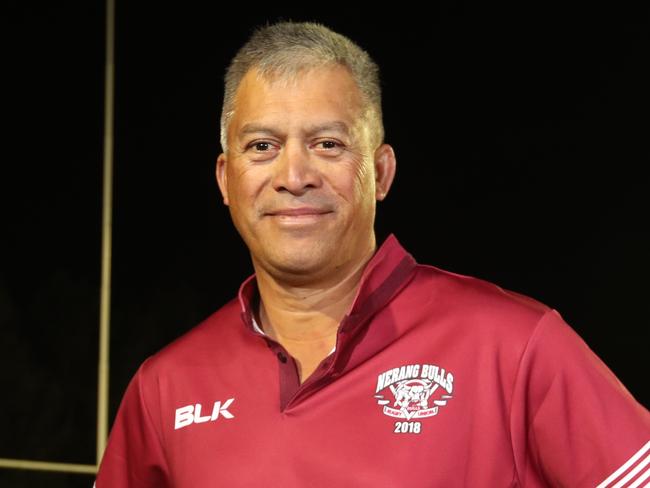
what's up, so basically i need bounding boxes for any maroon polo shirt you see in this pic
[96,234,650,487]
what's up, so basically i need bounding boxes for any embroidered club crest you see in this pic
[374,364,453,431]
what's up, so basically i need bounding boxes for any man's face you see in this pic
[216,65,395,283]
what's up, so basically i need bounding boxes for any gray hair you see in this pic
[219,21,384,153]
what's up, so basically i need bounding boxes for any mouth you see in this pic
[264,207,334,226]
[266,207,332,217]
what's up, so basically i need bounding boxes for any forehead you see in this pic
[229,65,366,137]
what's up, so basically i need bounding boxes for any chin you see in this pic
[265,244,334,277]
[274,251,329,274]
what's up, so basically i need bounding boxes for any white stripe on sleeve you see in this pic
[597,440,650,488]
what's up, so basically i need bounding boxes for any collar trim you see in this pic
[237,234,416,334]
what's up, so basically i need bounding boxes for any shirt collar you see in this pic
[238,233,417,335]
[251,314,337,356]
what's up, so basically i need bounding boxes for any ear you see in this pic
[215,153,230,206]
[373,144,396,201]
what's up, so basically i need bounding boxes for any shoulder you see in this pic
[138,296,243,377]
[413,262,549,316]
[393,264,564,361]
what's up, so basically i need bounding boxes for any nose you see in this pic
[271,140,322,196]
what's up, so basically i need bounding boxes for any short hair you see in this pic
[220,21,384,153]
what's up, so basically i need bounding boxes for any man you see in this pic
[96,21,649,487]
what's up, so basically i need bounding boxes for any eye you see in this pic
[250,142,273,152]
[318,141,338,149]
[244,140,279,161]
[314,140,345,153]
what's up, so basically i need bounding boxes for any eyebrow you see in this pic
[239,120,351,138]
[304,121,351,136]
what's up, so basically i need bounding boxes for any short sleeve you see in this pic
[95,359,171,488]
[510,309,650,487]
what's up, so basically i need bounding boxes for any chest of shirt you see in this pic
[155,334,521,487]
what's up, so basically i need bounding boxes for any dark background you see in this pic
[1,2,648,486]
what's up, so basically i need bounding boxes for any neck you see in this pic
[253,244,376,347]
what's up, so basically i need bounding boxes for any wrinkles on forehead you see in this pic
[228,65,373,152]
[239,120,352,139]
[252,61,341,89]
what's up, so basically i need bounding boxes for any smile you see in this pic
[265,208,334,226]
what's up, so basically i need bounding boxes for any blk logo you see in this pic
[174,398,235,430]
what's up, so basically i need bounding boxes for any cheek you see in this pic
[347,159,376,206]
[330,155,374,200]
[228,167,264,206]
[328,168,376,227]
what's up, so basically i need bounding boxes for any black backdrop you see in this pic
[1,2,648,486]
